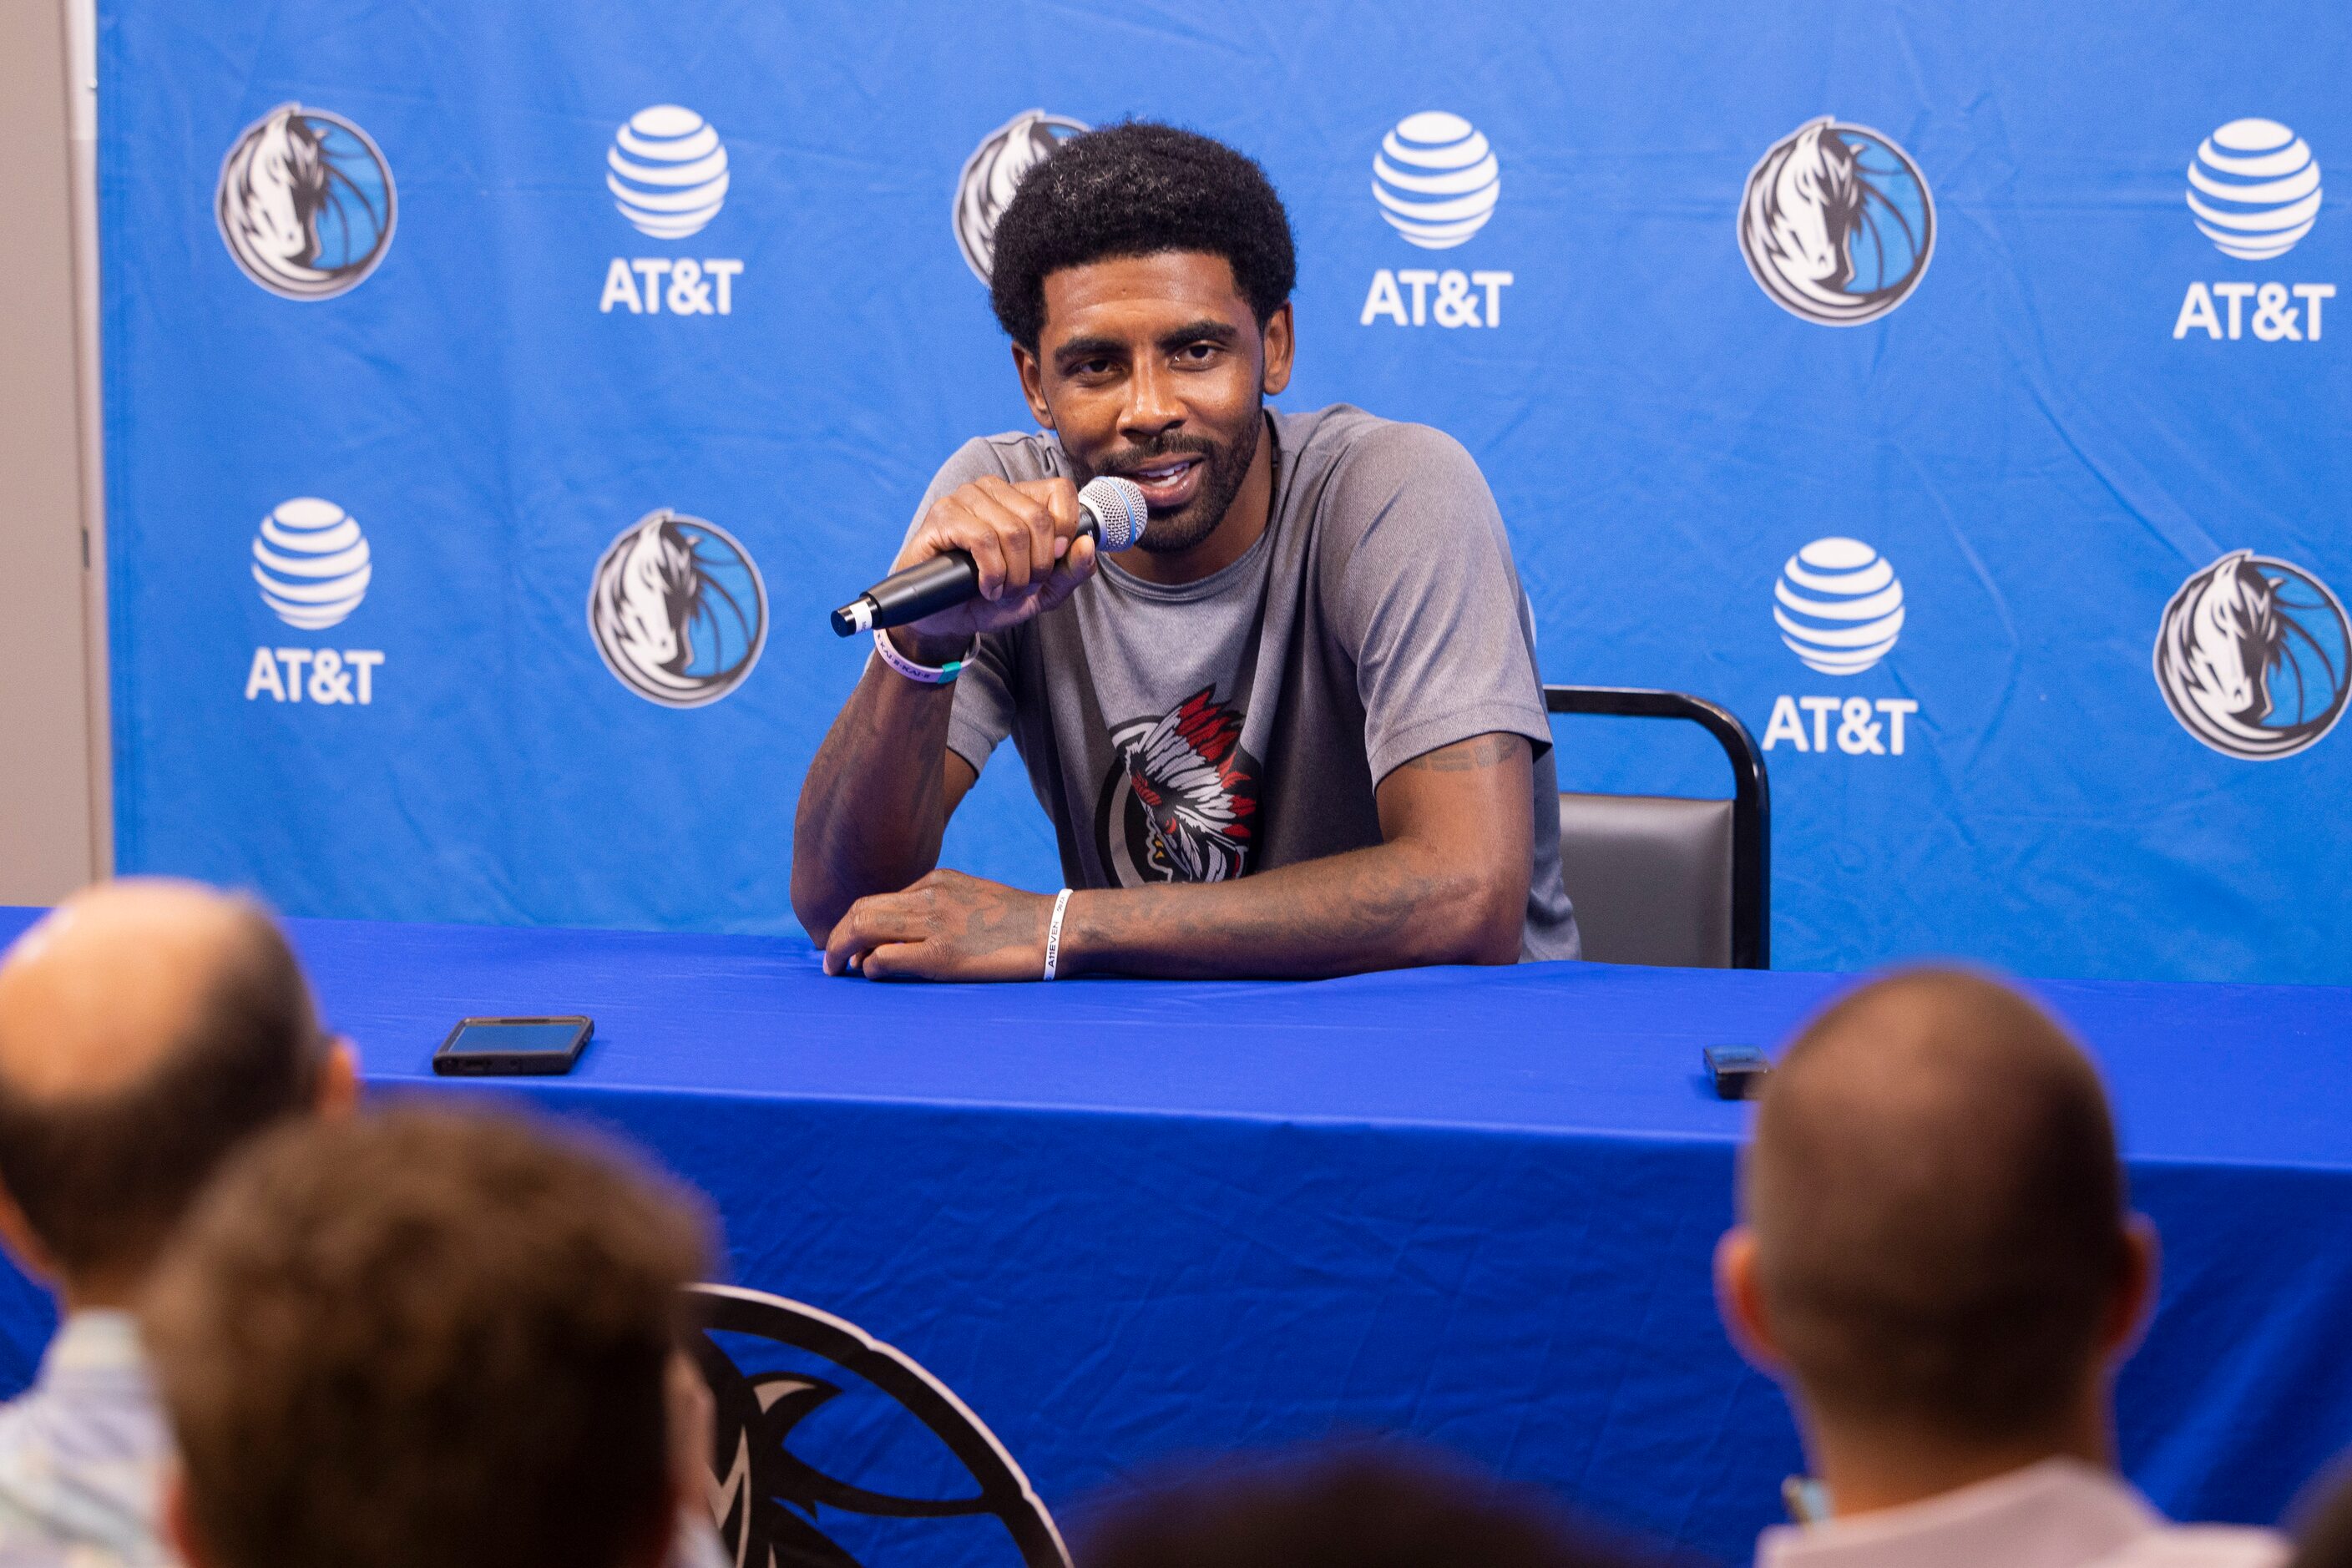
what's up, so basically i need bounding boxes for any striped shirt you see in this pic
[0,1313,169,1568]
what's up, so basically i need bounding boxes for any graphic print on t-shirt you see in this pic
[1095,687,1262,884]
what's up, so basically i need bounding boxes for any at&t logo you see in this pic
[2154,549,2348,760]
[1774,536,1904,675]
[1739,119,1933,326]
[2172,119,2333,345]
[1360,113,1514,330]
[1759,538,1918,756]
[242,498,384,706]
[599,106,745,318]
[216,104,395,300]
[589,510,766,707]
[2189,119,2321,260]
[956,110,1089,282]
[251,496,370,628]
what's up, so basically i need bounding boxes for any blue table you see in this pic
[0,908,2347,1564]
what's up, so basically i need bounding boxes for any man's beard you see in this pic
[1080,406,1262,557]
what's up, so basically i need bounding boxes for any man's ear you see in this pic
[164,1467,213,1568]
[2102,1216,2162,1365]
[0,1183,61,1289]
[1260,301,1294,397]
[1715,1226,1787,1373]
[315,1039,361,1120]
[1011,341,1053,430]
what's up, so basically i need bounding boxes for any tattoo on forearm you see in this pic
[1096,847,1461,972]
[795,662,959,920]
[960,884,1040,954]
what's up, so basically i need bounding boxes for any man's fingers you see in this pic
[925,500,1009,599]
[856,942,932,982]
[896,478,1090,634]
[822,894,925,976]
[974,474,1060,584]
[1035,534,1099,614]
[960,486,1049,596]
[1013,477,1083,539]
[822,907,874,975]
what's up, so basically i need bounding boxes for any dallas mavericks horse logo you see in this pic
[216,104,396,300]
[588,511,767,708]
[689,1285,1067,1568]
[1739,119,1933,326]
[955,110,1089,282]
[2154,550,2349,760]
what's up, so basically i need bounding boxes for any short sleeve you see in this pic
[943,635,1016,776]
[893,438,1023,776]
[1319,424,1551,781]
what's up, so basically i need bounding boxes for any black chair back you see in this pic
[1544,686,1771,969]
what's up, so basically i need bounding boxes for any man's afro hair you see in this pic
[988,122,1296,348]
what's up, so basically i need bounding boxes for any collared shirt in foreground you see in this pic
[1757,1458,2286,1568]
[0,1311,168,1568]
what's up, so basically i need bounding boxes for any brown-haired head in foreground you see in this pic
[2291,1460,2352,1568]
[142,1105,714,1568]
[1075,1444,1651,1568]
[0,878,335,1296]
[1731,966,2137,1446]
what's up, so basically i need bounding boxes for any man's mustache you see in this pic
[1096,434,1220,475]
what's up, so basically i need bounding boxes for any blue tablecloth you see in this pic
[1,908,2347,1563]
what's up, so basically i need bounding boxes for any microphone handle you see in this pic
[862,549,985,632]
[832,517,1100,638]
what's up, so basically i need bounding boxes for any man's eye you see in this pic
[1177,343,1218,362]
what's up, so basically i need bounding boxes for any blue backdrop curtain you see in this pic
[99,0,2351,981]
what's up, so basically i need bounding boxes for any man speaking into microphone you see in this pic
[792,122,1577,980]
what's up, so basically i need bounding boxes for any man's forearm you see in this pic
[790,654,961,941]
[1057,837,1523,979]
[815,731,1533,984]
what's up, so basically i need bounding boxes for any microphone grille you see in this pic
[1079,476,1149,552]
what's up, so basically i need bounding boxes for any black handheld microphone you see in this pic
[831,476,1149,637]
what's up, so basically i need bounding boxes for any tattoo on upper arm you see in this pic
[1400,734,1525,773]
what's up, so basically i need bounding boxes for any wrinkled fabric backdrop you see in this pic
[101,0,2350,981]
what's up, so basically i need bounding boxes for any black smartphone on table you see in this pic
[432,1016,594,1076]
[1704,1044,1770,1100]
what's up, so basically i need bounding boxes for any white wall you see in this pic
[0,0,107,903]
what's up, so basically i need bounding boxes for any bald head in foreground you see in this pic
[1717,967,2283,1568]
[0,880,357,1565]
[0,882,357,1305]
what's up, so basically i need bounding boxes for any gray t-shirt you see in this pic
[910,402,1578,961]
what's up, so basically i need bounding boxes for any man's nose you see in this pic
[1119,360,1184,438]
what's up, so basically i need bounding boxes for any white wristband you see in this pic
[873,627,965,685]
[1043,888,1074,981]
